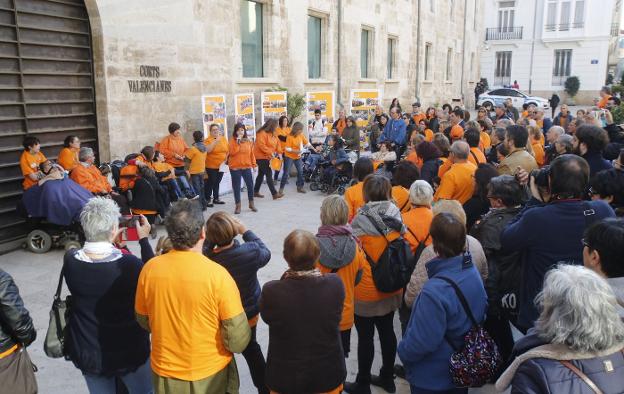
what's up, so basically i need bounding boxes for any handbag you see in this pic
[270,156,282,171]
[43,265,71,359]
[0,347,38,394]
[438,275,502,388]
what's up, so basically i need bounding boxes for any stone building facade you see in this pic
[89,0,484,161]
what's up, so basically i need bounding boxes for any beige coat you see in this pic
[498,149,538,176]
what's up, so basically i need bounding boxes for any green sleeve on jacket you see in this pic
[220,312,251,353]
[135,313,150,332]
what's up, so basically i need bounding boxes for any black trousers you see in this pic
[340,329,351,358]
[354,311,397,382]
[204,168,223,201]
[242,325,269,394]
[253,159,277,195]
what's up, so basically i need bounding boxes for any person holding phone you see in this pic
[229,123,257,214]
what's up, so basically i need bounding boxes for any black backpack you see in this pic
[361,208,414,293]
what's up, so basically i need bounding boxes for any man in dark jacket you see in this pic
[500,155,616,332]
[548,93,560,118]
[573,125,612,178]
[486,127,506,165]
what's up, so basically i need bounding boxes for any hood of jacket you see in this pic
[318,235,357,269]
[352,201,404,237]
[193,141,207,152]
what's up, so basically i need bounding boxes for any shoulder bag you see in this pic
[43,265,71,359]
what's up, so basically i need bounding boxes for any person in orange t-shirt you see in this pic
[465,128,487,166]
[347,175,403,393]
[253,119,282,199]
[281,122,312,195]
[597,86,612,109]
[204,124,229,206]
[411,102,426,126]
[344,157,374,222]
[274,116,291,182]
[70,147,112,194]
[529,126,546,166]
[449,109,465,142]
[316,195,365,358]
[392,161,420,213]
[57,135,80,171]
[159,122,189,169]
[332,109,348,135]
[229,123,257,214]
[20,136,46,190]
[434,141,477,204]
[135,200,251,393]
[417,119,434,142]
[185,130,208,209]
[477,119,492,151]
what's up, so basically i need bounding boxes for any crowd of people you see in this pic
[2,92,624,394]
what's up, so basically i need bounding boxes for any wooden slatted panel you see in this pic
[0,0,96,245]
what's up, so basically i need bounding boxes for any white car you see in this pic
[477,88,550,109]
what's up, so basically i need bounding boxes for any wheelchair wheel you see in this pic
[336,186,346,195]
[64,240,82,251]
[310,182,320,191]
[26,230,52,254]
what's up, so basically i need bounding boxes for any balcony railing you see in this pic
[545,22,584,32]
[485,26,523,41]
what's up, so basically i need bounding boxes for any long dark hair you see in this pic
[278,115,288,128]
[233,123,248,139]
[258,118,277,134]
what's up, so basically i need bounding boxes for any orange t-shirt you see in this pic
[437,157,453,178]
[412,113,426,125]
[20,150,46,190]
[468,147,487,166]
[402,207,434,253]
[532,141,545,166]
[204,136,228,169]
[153,161,175,181]
[254,131,279,160]
[355,232,403,302]
[159,134,189,167]
[185,146,207,175]
[57,147,79,171]
[450,124,464,141]
[317,247,365,331]
[423,128,434,142]
[228,139,256,170]
[344,182,365,222]
[434,161,477,204]
[598,95,611,109]
[392,186,411,212]
[334,118,347,135]
[480,132,491,150]
[275,126,290,152]
[135,250,245,381]
[284,133,309,160]
[406,151,423,168]
[70,163,112,193]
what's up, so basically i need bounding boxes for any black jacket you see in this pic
[260,274,346,393]
[204,230,271,320]
[0,269,36,354]
[420,158,442,186]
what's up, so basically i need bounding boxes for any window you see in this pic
[473,0,478,30]
[470,52,475,76]
[387,38,396,79]
[424,43,432,81]
[446,48,453,81]
[494,51,512,86]
[497,2,515,33]
[573,0,584,27]
[560,1,571,30]
[553,49,572,85]
[546,1,557,31]
[450,0,455,19]
[241,0,263,78]
[489,89,505,96]
[308,15,322,79]
[430,0,435,13]
[361,29,372,78]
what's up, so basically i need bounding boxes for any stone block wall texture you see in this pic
[85,0,483,161]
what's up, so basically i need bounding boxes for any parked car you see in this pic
[477,88,550,109]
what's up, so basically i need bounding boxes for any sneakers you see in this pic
[370,374,396,393]
[393,364,406,379]
[213,199,225,205]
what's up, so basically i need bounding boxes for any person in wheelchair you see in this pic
[321,135,350,184]
[152,150,185,201]
[372,142,398,180]
[128,165,167,226]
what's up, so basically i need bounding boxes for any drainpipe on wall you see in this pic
[528,0,539,94]
[460,0,468,104]
[415,0,422,100]
[337,0,342,107]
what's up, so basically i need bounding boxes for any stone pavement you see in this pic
[0,180,503,394]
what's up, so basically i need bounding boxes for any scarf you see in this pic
[75,242,123,263]
[316,225,360,269]
[352,201,405,237]
[281,268,323,280]
[194,141,207,153]
[317,224,353,238]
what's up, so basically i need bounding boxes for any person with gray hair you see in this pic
[63,197,155,392]
[555,134,574,156]
[434,141,477,204]
[487,127,508,164]
[135,199,251,393]
[496,265,624,393]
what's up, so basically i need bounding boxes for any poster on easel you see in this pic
[234,93,256,139]
[201,95,227,137]
[305,91,335,134]
[261,91,287,125]
[350,89,381,128]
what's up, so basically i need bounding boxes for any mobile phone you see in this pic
[119,215,141,228]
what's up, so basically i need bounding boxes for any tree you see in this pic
[564,76,580,98]
[269,86,306,126]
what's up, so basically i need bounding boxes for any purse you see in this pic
[43,265,71,359]
[270,156,283,171]
[438,275,502,388]
[0,347,38,394]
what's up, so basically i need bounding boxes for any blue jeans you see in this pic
[173,166,195,197]
[190,173,206,208]
[306,153,321,171]
[281,157,304,188]
[163,178,183,200]
[83,358,153,394]
[231,168,254,204]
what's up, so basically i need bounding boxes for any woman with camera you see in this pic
[229,123,257,214]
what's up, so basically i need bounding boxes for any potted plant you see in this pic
[269,86,306,126]
[564,76,580,105]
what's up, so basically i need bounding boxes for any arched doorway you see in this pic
[0,0,97,247]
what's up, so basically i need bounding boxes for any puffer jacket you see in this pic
[497,333,624,394]
[0,269,36,354]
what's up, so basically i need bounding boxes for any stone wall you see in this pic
[86,0,483,161]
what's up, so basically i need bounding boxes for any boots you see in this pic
[297,186,306,194]
[370,373,396,393]
[273,188,284,199]
[254,192,264,198]
[249,200,258,212]
[234,202,241,214]
[343,380,371,394]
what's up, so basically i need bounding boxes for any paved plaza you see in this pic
[0,180,506,394]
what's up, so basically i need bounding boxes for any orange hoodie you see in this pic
[228,138,256,170]
[253,131,279,160]
[159,134,189,167]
